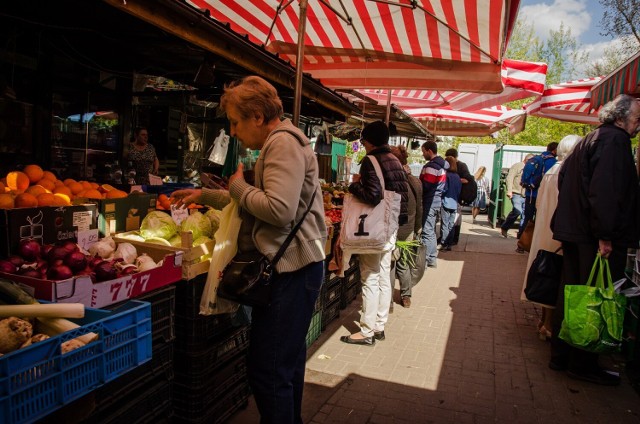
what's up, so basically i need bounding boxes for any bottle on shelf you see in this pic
[126,161,136,185]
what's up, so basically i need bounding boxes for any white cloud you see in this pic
[519,0,592,41]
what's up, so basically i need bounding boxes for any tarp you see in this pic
[188,0,521,92]
[590,51,640,110]
[406,105,526,136]
[525,77,603,125]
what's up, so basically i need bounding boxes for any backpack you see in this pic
[520,154,548,191]
[458,175,478,206]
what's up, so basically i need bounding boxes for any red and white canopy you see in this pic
[188,0,521,92]
[590,51,640,110]
[406,105,526,136]
[524,77,603,125]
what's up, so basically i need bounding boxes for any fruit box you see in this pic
[78,193,157,237]
[0,248,182,308]
[0,300,152,424]
[0,204,99,259]
[113,231,213,280]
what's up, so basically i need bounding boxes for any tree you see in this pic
[599,0,640,56]
[584,45,632,77]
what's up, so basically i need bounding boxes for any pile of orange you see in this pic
[1,164,131,209]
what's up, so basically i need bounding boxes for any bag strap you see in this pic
[269,186,318,269]
[367,155,386,192]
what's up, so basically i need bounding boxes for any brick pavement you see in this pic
[229,216,640,423]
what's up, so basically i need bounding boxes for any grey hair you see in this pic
[598,94,637,124]
[556,134,581,160]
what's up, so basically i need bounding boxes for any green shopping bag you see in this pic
[559,254,627,354]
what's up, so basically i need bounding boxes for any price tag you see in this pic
[170,204,189,225]
[130,185,143,193]
[148,174,163,185]
[77,229,99,251]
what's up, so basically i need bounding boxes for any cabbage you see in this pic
[180,211,212,241]
[193,236,212,246]
[204,208,222,234]
[117,232,145,242]
[140,211,178,240]
[169,234,183,247]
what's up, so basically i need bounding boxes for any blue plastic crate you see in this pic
[0,300,152,424]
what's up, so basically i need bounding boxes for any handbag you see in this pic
[559,255,627,354]
[340,156,401,253]
[517,221,535,252]
[218,187,318,307]
[410,243,427,286]
[524,247,563,306]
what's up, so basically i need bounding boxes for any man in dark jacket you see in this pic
[550,94,640,385]
[420,140,447,268]
[340,120,408,346]
[444,148,473,246]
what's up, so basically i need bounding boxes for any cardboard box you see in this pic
[87,193,157,236]
[0,247,183,308]
[0,205,98,258]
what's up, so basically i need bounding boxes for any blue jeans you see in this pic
[519,196,536,238]
[440,207,456,246]
[420,206,440,266]
[501,193,524,232]
[248,260,324,424]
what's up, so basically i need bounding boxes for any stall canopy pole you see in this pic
[385,90,392,126]
[293,0,309,126]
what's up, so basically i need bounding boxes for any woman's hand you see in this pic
[229,163,246,187]
[598,239,612,259]
[170,188,202,208]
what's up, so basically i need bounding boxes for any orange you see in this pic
[23,165,44,184]
[83,189,103,199]
[53,193,71,206]
[89,182,99,189]
[63,178,77,186]
[53,185,73,198]
[36,193,56,207]
[68,182,84,195]
[14,193,38,208]
[105,189,128,199]
[54,179,64,187]
[6,171,30,191]
[0,181,5,193]
[37,178,56,191]
[25,185,49,197]
[0,193,14,209]
[80,181,93,190]
[41,170,57,182]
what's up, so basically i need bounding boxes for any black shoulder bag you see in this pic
[218,187,318,307]
[524,247,563,306]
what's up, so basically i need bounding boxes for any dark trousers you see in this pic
[248,260,324,424]
[550,241,627,371]
[518,196,536,238]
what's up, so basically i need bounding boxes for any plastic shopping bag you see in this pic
[559,255,627,354]
[209,129,230,165]
[200,199,241,315]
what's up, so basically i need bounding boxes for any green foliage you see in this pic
[599,0,640,55]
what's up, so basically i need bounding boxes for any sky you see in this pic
[518,0,621,66]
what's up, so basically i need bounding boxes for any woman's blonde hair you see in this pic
[474,166,486,180]
[220,76,283,121]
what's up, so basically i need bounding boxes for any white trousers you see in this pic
[358,250,393,337]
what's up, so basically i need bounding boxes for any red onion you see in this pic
[61,241,79,254]
[47,264,73,280]
[94,261,117,282]
[88,255,104,269]
[18,239,41,262]
[8,255,25,268]
[118,264,139,277]
[64,251,88,272]
[47,246,70,263]
[41,244,54,258]
[20,269,42,278]
[0,260,17,274]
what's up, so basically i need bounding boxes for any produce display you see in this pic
[0,165,131,209]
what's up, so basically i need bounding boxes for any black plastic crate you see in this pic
[174,325,251,377]
[340,283,360,309]
[321,275,342,306]
[174,309,245,350]
[173,351,248,414]
[174,275,207,318]
[322,298,341,330]
[137,284,176,344]
[173,379,251,424]
[343,266,360,289]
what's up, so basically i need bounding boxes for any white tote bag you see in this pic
[340,156,401,253]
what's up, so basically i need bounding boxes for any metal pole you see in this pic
[293,0,308,126]
[385,90,392,126]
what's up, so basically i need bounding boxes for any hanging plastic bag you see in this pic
[209,129,230,165]
[200,199,241,315]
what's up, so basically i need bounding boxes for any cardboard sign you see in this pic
[148,174,163,185]
[170,204,189,225]
[77,229,99,251]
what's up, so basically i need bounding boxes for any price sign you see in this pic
[148,174,163,185]
[170,204,189,225]
[77,229,99,251]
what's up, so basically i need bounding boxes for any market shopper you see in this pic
[471,166,490,221]
[340,120,408,345]
[440,156,462,250]
[550,94,640,386]
[420,140,447,268]
[128,127,160,185]
[170,76,327,423]
[500,154,533,238]
[444,148,473,245]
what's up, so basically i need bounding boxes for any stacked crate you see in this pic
[321,271,343,330]
[77,286,176,424]
[341,258,361,309]
[172,276,251,424]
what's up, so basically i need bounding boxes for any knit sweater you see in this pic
[201,119,327,273]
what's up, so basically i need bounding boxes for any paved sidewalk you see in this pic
[229,216,640,423]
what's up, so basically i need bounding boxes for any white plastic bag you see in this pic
[209,129,230,165]
[200,199,241,315]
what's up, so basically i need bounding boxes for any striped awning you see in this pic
[590,51,640,110]
[525,77,603,125]
[187,0,521,92]
[406,105,526,136]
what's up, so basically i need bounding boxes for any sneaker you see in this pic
[567,368,621,386]
[441,245,452,251]
[515,247,525,254]
[500,228,508,238]
[402,296,411,308]
[427,262,438,269]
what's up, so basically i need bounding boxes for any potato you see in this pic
[0,317,33,354]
